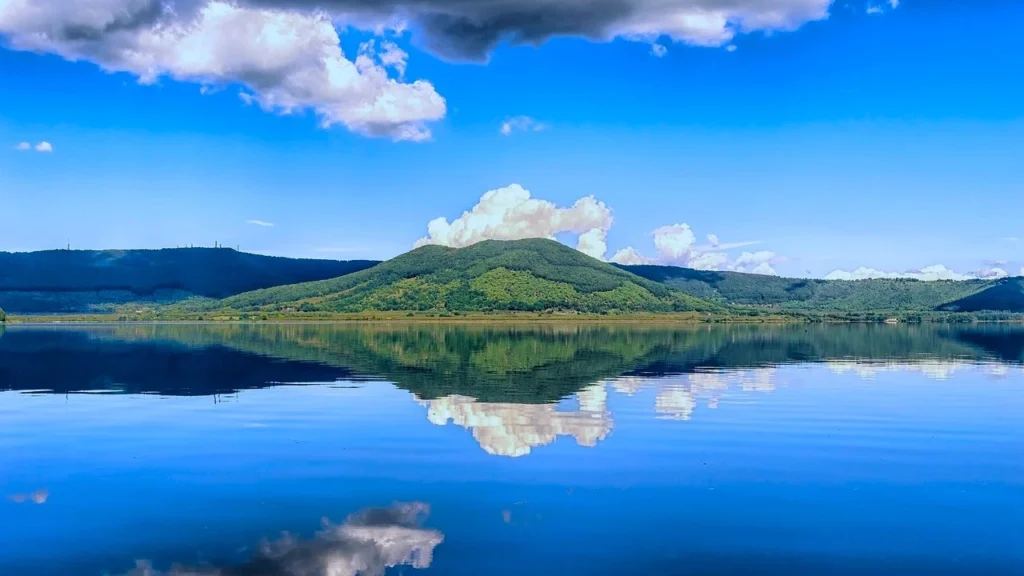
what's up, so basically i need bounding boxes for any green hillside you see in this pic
[0,248,378,313]
[939,277,1024,312]
[619,264,1010,313]
[209,239,719,314]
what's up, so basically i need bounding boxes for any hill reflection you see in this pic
[1,323,1021,402]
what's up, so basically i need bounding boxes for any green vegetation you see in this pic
[199,239,720,315]
[940,277,1024,312]
[620,264,1024,314]
[0,307,6,323]
[3,241,1023,321]
[0,248,377,313]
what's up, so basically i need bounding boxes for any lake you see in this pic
[1,323,1022,575]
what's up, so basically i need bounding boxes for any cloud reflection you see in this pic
[614,368,778,421]
[8,489,48,504]
[418,384,613,457]
[123,502,443,576]
[825,360,996,380]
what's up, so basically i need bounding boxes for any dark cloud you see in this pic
[234,0,833,61]
[122,502,444,576]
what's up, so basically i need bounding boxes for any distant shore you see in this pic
[4,310,1023,325]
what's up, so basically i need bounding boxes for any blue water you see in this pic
[1,324,1022,575]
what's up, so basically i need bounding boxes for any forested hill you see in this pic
[0,249,378,313]
[207,239,719,314]
[619,264,1024,313]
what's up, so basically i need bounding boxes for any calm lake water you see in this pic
[1,323,1022,575]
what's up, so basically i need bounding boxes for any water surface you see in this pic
[2,323,1022,575]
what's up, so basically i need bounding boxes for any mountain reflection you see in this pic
[418,384,613,457]
[123,503,442,576]
[2,323,1022,401]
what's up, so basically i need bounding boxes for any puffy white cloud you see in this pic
[242,0,838,61]
[419,385,612,457]
[650,43,668,57]
[246,219,275,227]
[609,247,651,265]
[824,264,1006,282]
[652,224,697,261]
[726,44,738,52]
[414,184,613,258]
[614,224,778,274]
[122,502,443,576]
[413,185,778,268]
[499,115,547,136]
[34,141,53,152]
[687,251,729,271]
[0,0,446,141]
[732,250,777,275]
[867,6,883,15]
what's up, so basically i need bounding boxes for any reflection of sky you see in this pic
[2,363,1023,575]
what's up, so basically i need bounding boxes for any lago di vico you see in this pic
[2,1,1023,574]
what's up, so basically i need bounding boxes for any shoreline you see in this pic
[4,311,1023,325]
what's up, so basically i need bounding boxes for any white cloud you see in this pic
[414,184,612,259]
[652,224,697,261]
[651,43,667,57]
[0,1,446,141]
[614,224,777,274]
[413,185,778,269]
[726,44,738,52]
[1004,237,1020,243]
[1020,267,1024,277]
[246,219,275,227]
[500,115,547,136]
[609,247,651,265]
[825,265,976,282]
[978,267,1009,280]
[14,141,52,152]
[867,6,883,15]
[890,0,901,7]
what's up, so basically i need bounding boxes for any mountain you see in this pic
[618,264,1021,313]
[209,239,719,314]
[939,277,1024,313]
[0,248,378,313]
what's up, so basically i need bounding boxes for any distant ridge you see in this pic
[208,239,720,314]
[0,248,378,313]
[620,264,1022,313]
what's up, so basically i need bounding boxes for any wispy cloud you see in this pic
[1003,237,1020,243]
[651,44,667,58]
[246,219,275,227]
[500,116,547,136]
[14,141,52,152]
[867,6,883,15]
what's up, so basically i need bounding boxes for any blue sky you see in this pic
[0,0,1021,278]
